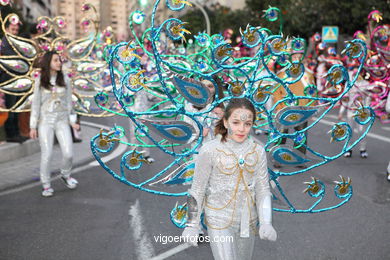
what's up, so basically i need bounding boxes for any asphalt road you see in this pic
[0,112,389,260]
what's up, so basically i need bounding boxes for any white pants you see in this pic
[208,228,255,260]
[346,111,366,151]
[387,161,390,173]
[38,115,73,187]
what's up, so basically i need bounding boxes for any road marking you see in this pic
[150,243,191,260]
[316,116,390,143]
[81,121,111,130]
[129,199,156,260]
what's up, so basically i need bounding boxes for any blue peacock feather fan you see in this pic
[90,1,372,228]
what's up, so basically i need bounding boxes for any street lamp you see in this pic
[191,0,210,35]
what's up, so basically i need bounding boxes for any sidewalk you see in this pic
[0,122,103,192]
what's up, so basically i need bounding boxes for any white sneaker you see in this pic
[387,170,390,182]
[61,176,78,189]
[360,150,368,158]
[145,156,155,163]
[343,150,352,158]
[42,187,54,197]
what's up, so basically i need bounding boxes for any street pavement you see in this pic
[0,113,389,260]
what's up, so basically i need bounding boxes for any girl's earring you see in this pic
[227,126,233,136]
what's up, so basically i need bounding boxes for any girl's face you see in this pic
[202,80,216,96]
[223,108,254,143]
[50,54,62,72]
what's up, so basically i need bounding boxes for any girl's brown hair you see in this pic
[214,98,256,142]
[212,74,225,109]
[40,51,65,90]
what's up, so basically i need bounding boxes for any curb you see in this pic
[0,139,40,164]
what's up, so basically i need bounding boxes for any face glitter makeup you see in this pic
[227,125,234,135]
[231,108,253,122]
[240,113,248,121]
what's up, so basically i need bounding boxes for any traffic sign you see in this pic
[322,26,339,43]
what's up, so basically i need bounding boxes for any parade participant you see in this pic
[129,87,158,163]
[0,20,28,143]
[184,77,224,144]
[0,92,7,144]
[315,42,327,92]
[29,51,79,197]
[18,24,40,140]
[182,98,277,260]
[338,67,371,158]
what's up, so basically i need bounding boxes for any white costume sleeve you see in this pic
[182,144,213,246]
[255,146,277,241]
[254,147,272,224]
[186,144,213,228]
[30,77,41,129]
[65,75,77,125]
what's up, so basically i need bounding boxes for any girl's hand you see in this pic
[71,123,80,130]
[259,223,277,241]
[30,129,38,139]
[181,226,200,247]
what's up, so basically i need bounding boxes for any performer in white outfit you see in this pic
[183,79,224,145]
[128,89,158,163]
[29,51,79,197]
[182,98,277,260]
[338,69,372,158]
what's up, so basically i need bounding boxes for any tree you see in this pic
[179,5,252,42]
[180,0,389,42]
[245,0,390,38]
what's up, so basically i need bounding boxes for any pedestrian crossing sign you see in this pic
[322,26,339,43]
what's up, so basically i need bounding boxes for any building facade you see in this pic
[53,0,134,41]
[13,0,52,23]
[16,0,246,41]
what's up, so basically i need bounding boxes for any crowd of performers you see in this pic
[0,1,389,259]
[304,11,390,178]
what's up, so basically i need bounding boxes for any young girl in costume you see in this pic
[184,77,224,144]
[128,89,157,163]
[182,98,277,260]
[29,51,79,197]
[338,67,371,158]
